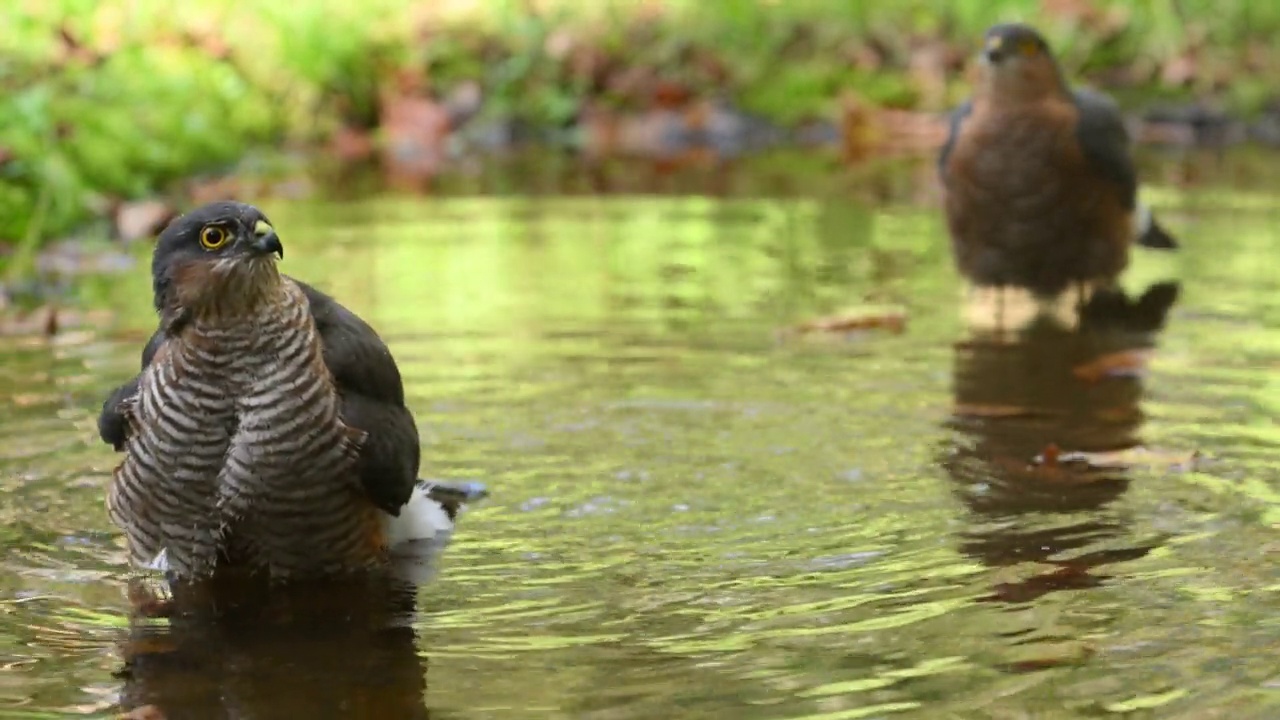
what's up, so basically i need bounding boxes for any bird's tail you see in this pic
[1134,204,1179,250]
[382,479,489,548]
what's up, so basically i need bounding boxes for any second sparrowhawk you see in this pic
[938,23,1178,299]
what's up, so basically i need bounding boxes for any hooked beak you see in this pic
[247,220,283,260]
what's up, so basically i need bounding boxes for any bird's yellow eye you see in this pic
[199,225,230,250]
[1018,39,1040,56]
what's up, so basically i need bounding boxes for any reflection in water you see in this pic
[943,282,1180,604]
[12,179,1280,716]
[115,572,428,718]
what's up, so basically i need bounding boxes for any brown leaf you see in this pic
[1042,0,1104,26]
[328,125,376,163]
[982,565,1101,603]
[794,308,908,335]
[0,305,60,338]
[1072,349,1152,382]
[839,101,949,163]
[11,393,55,407]
[839,91,878,164]
[652,80,692,110]
[114,199,177,243]
[186,176,246,205]
[377,81,452,182]
[952,403,1039,418]
[180,29,232,60]
[906,38,949,111]
[843,39,885,72]
[53,23,104,67]
[543,28,576,61]
[118,704,166,720]
[1161,52,1199,87]
[1039,443,1062,467]
[1031,443,1200,473]
[1051,446,1201,471]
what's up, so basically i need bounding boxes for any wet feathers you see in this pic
[99,201,426,581]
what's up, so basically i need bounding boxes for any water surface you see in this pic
[3,152,1280,718]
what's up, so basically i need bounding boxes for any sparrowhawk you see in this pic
[938,23,1179,298]
[98,201,482,581]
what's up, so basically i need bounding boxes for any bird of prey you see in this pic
[938,23,1178,299]
[98,201,484,581]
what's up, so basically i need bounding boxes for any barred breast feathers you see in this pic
[212,279,378,576]
[107,330,234,577]
[109,274,379,578]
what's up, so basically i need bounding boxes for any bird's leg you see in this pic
[125,549,174,620]
[995,285,1006,333]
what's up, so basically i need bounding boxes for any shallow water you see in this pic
[4,151,1280,718]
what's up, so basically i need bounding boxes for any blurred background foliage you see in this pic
[3,0,1279,265]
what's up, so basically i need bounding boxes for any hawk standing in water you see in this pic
[938,23,1178,299]
[98,201,481,581]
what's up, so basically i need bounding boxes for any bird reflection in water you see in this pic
[113,552,445,719]
[941,281,1180,605]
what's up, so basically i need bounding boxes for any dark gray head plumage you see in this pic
[151,201,284,313]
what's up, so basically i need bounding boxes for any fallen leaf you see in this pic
[329,125,376,163]
[996,640,1096,673]
[1034,445,1200,471]
[840,91,878,163]
[114,199,177,242]
[793,307,909,335]
[118,705,166,720]
[543,28,576,60]
[53,23,104,67]
[906,37,949,111]
[1039,443,1062,467]
[1161,51,1199,87]
[0,305,53,337]
[982,565,1102,603]
[180,28,232,60]
[377,74,453,185]
[1095,404,1142,423]
[952,403,1040,418]
[11,393,57,407]
[1073,349,1153,382]
[186,176,245,205]
[838,101,950,163]
[0,306,115,337]
[651,79,693,110]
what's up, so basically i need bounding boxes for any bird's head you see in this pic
[973,23,1066,104]
[151,201,286,320]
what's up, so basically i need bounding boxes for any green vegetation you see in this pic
[3,0,1280,267]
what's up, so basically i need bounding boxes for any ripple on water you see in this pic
[4,185,1280,717]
